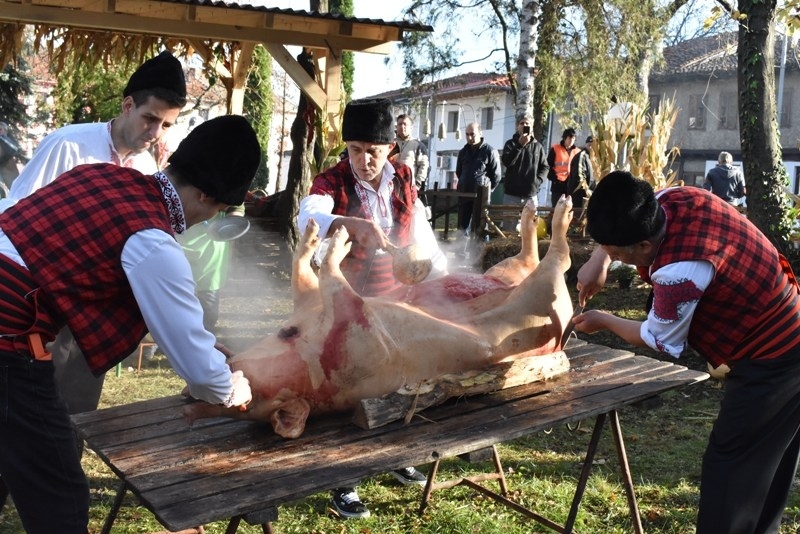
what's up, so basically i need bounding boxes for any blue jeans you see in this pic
[0,350,89,533]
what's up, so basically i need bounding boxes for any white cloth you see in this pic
[0,121,157,212]
[639,260,714,358]
[0,177,235,405]
[297,161,447,279]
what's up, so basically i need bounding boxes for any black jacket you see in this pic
[500,134,549,198]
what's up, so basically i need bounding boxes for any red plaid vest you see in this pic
[642,187,800,367]
[0,163,173,373]
[310,159,417,296]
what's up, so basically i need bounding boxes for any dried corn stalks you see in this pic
[589,98,682,191]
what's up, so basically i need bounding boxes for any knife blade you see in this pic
[560,305,585,348]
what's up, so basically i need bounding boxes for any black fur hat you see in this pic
[168,115,261,206]
[123,51,187,99]
[342,98,394,144]
[586,171,665,246]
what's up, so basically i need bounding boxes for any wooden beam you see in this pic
[2,1,404,52]
[262,42,326,110]
[228,42,254,115]
[324,49,343,146]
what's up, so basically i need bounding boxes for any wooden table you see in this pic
[72,342,708,533]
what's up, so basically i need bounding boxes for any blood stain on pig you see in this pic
[319,292,370,379]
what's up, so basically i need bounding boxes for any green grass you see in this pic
[3,259,800,532]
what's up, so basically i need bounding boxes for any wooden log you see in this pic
[351,350,570,430]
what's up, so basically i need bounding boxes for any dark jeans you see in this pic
[697,348,800,533]
[550,179,570,206]
[0,350,89,533]
[457,198,474,232]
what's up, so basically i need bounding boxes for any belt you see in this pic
[26,333,52,361]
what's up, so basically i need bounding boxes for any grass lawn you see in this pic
[3,231,800,533]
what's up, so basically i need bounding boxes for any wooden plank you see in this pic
[352,350,570,430]
[143,366,707,528]
[73,344,709,531]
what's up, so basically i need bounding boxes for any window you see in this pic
[780,88,793,128]
[688,95,706,130]
[718,92,738,130]
[480,107,494,130]
[447,111,459,133]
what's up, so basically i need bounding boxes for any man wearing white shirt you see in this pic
[0,115,259,533]
[0,51,187,419]
[298,97,446,519]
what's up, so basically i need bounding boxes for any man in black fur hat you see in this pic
[0,115,261,532]
[298,97,447,519]
[574,170,800,533]
[0,50,188,422]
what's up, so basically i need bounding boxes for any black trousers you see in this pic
[0,350,89,533]
[697,347,800,534]
[550,179,570,206]
[457,198,474,231]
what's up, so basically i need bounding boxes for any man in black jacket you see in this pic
[501,114,549,207]
[455,122,500,232]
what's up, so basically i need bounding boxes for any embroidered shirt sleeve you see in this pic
[639,260,714,358]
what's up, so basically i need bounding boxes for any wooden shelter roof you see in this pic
[0,1,430,54]
[0,0,431,140]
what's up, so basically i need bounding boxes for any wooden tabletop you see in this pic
[72,342,709,531]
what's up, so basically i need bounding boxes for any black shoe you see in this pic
[331,487,370,519]
[391,467,427,486]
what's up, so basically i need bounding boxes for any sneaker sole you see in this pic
[390,471,427,486]
[331,505,371,519]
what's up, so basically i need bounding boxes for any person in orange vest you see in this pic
[547,128,579,207]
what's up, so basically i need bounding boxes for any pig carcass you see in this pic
[184,197,575,438]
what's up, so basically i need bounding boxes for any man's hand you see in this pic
[333,217,391,250]
[224,370,252,410]
[518,133,531,146]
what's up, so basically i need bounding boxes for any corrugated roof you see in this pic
[158,0,433,32]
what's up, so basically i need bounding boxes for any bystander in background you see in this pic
[500,113,548,230]
[547,128,579,207]
[704,151,746,206]
[455,122,500,235]
[567,135,595,209]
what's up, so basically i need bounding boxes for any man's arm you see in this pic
[546,146,556,181]
[500,138,522,168]
[486,148,501,189]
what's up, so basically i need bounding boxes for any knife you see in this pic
[560,305,585,348]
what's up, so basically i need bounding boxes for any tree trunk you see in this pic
[277,48,317,252]
[737,0,794,257]
[515,0,540,121]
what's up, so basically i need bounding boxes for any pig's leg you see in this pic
[476,196,574,356]
[292,219,322,309]
[484,200,541,286]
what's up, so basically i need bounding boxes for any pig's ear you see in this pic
[270,398,311,439]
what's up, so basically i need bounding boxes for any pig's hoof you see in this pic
[551,195,573,236]
[324,227,352,267]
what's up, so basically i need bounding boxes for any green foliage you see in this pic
[51,56,140,126]
[0,62,32,133]
[243,45,274,191]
